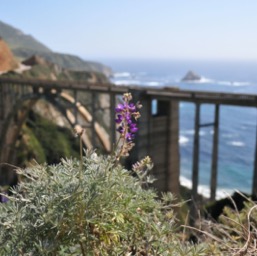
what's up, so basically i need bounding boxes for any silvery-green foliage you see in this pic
[0,151,206,255]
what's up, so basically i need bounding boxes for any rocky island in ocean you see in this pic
[181,70,201,81]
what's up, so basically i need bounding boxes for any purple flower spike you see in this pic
[115,93,142,146]
[114,93,142,160]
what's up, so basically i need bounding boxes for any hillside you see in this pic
[4,55,109,83]
[13,48,112,75]
[0,20,112,76]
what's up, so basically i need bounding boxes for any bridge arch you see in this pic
[0,89,111,185]
[0,90,111,163]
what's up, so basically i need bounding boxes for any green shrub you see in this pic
[0,152,208,255]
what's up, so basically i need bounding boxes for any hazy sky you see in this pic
[1,1,257,61]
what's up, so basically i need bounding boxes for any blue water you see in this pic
[103,59,257,198]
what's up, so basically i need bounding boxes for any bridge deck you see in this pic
[0,77,257,107]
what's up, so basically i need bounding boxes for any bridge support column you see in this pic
[91,92,96,148]
[110,93,116,149]
[0,82,4,137]
[73,90,78,124]
[210,104,220,201]
[252,112,257,198]
[167,100,180,196]
[0,82,4,120]
[132,94,180,196]
[190,103,200,225]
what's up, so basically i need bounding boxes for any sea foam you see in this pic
[179,136,189,145]
[144,81,161,86]
[180,176,235,199]
[113,72,131,78]
[114,80,141,86]
[181,130,206,136]
[227,141,245,147]
[217,81,251,86]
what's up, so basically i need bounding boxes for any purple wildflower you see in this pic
[114,93,142,161]
[115,93,141,143]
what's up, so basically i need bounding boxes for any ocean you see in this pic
[102,59,257,199]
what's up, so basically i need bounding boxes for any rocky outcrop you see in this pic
[0,38,18,73]
[22,55,49,66]
[181,70,201,81]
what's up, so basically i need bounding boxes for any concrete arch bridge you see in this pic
[1,77,257,205]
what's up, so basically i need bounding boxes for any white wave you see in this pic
[180,176,235,199]
[179,136,189,145]
[114,80,141,86]
[198,77,214,83]
[180,176,192,189]
[227,141,245,147]
[232,81,251,86]
[181,130,206,136]
[144,81,161,86]
[217,80,251,86]
[198,185,235,200]
[113,72,131,78]
[182,77,213,84]
[218,81,233,86]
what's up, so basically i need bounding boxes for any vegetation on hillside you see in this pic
[16,111,80,167]
[13,49,112,76]
[3,55,109,83]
